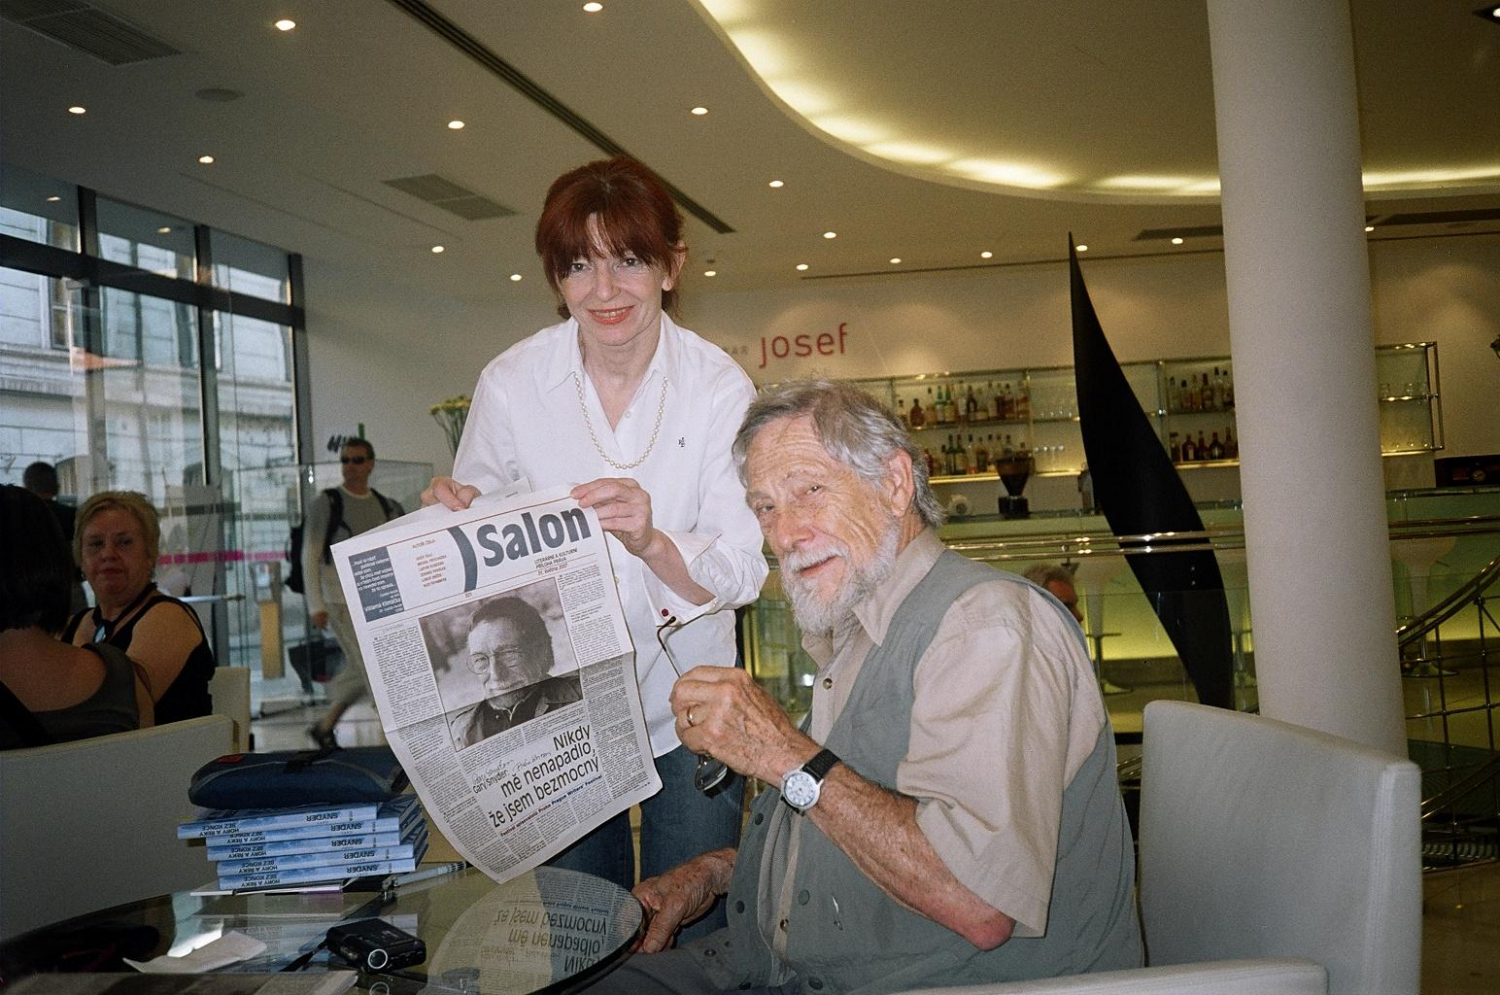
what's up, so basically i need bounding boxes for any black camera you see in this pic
[326,918,427,973]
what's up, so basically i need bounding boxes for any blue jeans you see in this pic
[548,744,744,942]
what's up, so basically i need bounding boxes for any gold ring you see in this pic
[687,706,698,727]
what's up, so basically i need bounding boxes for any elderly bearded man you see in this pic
[586,380,1141,994]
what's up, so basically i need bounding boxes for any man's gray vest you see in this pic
[690,550,1140,994]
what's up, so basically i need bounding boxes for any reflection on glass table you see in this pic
[0,866,643,994]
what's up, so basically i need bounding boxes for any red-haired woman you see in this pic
[425,157,767,939]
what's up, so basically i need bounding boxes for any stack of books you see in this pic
[179,793,428,892]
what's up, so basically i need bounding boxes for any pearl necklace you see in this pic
[572,370,668,471]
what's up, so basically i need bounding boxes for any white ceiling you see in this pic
[2,0,1497,308]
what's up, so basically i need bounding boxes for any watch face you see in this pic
[782,770,819,810]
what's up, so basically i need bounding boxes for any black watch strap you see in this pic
[803,748,841,781]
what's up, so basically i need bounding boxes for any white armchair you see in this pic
[0,714,234,940]
[902,701,1421,995]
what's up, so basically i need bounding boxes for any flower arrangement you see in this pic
[430,394,471,456]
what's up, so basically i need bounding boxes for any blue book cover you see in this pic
[206,808,422,860]
[217,839,428,890]
[213,828,428,874]
[180,794,418,841]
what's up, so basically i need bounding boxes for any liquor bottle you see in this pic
[974,435,990,473]
[933,385,947,426]
[897,398,908,427]
[1224,425,1237,459]
[1203,373,1216,411]
[1168,377,1182,412]
[908,395,926,429]
[947,384,961,425]
[1208,431,1225,460]
[1000,383,1014,420]
[991,386,1005,421]
[965,434,978,474]
[1002,434,1015,457]
[1014,384,1029,420]
[945,435,958,475]
[1181,433,1198,462]
[965,385,979,422]
[1223,367,1234,408]
[1186,376,1201,412]
[1211,368,1225,410]
[1196,430,1208,457]
[922,447,936,478]
[1169,431,1182,463]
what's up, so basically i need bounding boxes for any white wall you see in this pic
[302,232,1500,476]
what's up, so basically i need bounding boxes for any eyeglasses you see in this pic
[341,456,368,465]
[657,616,730,795]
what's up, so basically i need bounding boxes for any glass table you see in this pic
[0,866,643,993]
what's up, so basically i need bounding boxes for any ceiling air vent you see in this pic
[0,0,180,65]
[1377,207,1500,228]
[382,174,516,221]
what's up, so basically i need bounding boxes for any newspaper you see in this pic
[329,485,661,884]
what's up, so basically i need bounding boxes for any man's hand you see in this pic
[670,668,814,785]
[571,478,658,558]
[422,476,481,510]
[633,848,737,953]
[310,610,329,629]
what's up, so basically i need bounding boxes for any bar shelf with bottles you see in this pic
[842,342,1439,483]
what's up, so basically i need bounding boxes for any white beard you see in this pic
[782,521,900,637]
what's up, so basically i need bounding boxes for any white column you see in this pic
[1206,0,1405,755]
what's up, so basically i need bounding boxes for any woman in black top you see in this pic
[60,491,215,725]
[1,485,150,749]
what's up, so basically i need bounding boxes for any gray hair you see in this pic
[1023,563,1076,589]
[732,378,945,529]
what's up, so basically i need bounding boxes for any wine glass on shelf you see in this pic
[656,616,731,794]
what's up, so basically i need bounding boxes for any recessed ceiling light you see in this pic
[768,179,784,188]
[889,258,901,265]
[690,106,709,116]
[1076,244,1089,252]
[67,105,86,115]
[1473,5,1500,23]
[795,263,809,271]
[1171,237,1184,245]
[431,245,445,254]
[583,1,603,11]
[980,251,993,259]
[157,227,172,234]
[823,231,837,239]
[448,120,465,130]
[198,155,215,164]
[1364,225,1375,232]
[46,196,61,203]
[704,270,717,277]
[274,19,296,31]
[510,273,523,282]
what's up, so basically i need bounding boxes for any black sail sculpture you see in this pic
[1068,239,1233,708]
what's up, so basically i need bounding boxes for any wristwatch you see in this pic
[780,748,841,813]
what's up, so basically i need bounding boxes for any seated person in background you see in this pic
[60,491,215,725]
[0,485,152,750]
[587,380,1141,993]
[451,597,583,749]
[1023,562,1086,624]
[23,460,86,613]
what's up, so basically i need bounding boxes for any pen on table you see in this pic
[392,861,468,888]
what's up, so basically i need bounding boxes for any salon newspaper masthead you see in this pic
[330,485,661,884]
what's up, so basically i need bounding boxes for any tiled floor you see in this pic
[252,693,1500,993]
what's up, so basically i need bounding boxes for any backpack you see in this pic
[286,487,397,594]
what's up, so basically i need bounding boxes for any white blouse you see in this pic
[453,314,769,754]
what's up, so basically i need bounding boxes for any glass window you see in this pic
[0,266,86,488]
[211,230,289,303]
[95,196,195,280]
[0,162,79,251]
